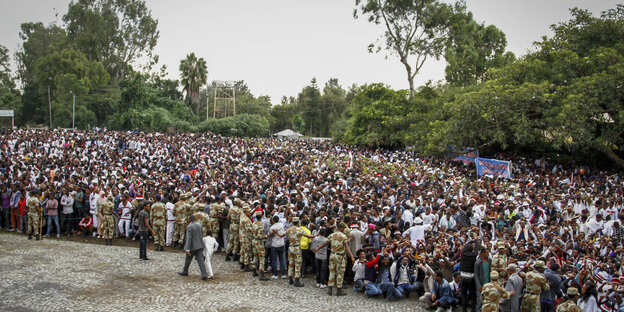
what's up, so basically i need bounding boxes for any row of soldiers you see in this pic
[479,259,583,312]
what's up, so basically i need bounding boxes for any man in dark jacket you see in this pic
[178,214,208,280]
[460,241,479,312]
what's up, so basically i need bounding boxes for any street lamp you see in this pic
[69,91,75,129]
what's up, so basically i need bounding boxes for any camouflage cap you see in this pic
[534,260,547,269]
[107,194,114,201]
[184,192,193,198]
[180,193,188,199]
[338,222,347,229]
[292,217,299,223]
[497,241,506,249]
[242,205,251,212]
[490,271,499,280]
[567,287,579,296]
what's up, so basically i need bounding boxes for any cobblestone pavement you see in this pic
[0,233,428,312]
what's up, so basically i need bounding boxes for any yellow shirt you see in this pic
[300,226,311,250]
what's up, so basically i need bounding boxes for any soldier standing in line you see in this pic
[252,210,269,281]
[176,192,192,249]
[313,222,355,296]
[225,199,241,262]
[491,241,508,284]
[239,204,253,272]
[26,189,42,240]
[283,216,317,287]
[208,196,222,239]
[521,260,551,312]
[150,194,167,251]
[556,287,582,312]
[101,195,116,246]
[481,271,514,312]
[172,193,187,247]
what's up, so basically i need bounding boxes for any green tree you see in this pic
[444,3,515,85]
[291,114,305,133]
[354,0,455,97]
[179,52,208,115]
[63,0,160,83]
[298,78,322,136]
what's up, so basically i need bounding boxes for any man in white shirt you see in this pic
[269,215,287,279]
[117,194,133,238]
[403,217,432,248]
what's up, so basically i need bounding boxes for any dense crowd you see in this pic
[1,129,623,312]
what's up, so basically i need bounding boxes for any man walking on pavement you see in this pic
[178,214,209,281]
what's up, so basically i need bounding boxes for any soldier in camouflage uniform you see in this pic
[26,189,42,240]
[179,192,194,247]
[556,287,581,312]
[521,261,550,312]
[251,210,269,281]
[208,197,222,239]
[239,205,253,271]
[150,195,167,251]
[285,216,317,287]
[314,222,355,296]
[172,193,188,247]
[491,241,508,284]
[225,199,241,261]
[194,209,211,237]
[481,271,513,312]
[101,195,116,245]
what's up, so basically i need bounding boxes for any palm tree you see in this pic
[179,52,207,114]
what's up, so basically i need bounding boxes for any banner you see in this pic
[449,147,478,164]
[348,149,353,169]
[476,158,512,178]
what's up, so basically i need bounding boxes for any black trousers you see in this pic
[61,213,73,235]
[461,276,476,312]
[139,231,149,259]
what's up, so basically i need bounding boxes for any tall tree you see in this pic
[179,52,207,115]
[444,4,515,85]
[354,0,455,96]
[63,0,160,83]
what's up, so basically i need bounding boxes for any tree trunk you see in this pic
[594,143,624,168]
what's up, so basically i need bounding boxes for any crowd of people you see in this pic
[1,128,623,312]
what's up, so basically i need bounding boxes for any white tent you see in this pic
[274,129,303,139]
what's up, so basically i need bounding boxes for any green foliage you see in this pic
[179,52,208,114]
[444,2,515,85]
[354,0,456,96]
[63,0,159,82]
[291,114,304,133]
[197,114,270,137]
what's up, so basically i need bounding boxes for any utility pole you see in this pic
[48,85,52,128]
[69,91,75,129]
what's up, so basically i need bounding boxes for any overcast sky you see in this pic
[0,0,621,104]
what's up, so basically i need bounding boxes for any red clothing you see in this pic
[18,199,27,215]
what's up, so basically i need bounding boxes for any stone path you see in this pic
[0,233,428,311]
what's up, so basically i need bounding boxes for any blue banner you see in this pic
[449,147,479,164]
[476,158,512,178]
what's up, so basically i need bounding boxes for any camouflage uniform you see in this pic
[26,196,42,237]
[481,272,510,312]
[286,223,305,279]
[252,217,267,272]
[491,243,508,283]
[239,206,253,266]
[150,201,167,248]
[172,194,188,244]
[226,203,241,257]
[521,263,550,312]
[179,193,193,244]
[208,202,222,239]
[100,197,115,240]
[556,300,582,312]
[327,230,348,289]
[194,211,210,236]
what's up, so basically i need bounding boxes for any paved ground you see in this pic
[0,233,427,312]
